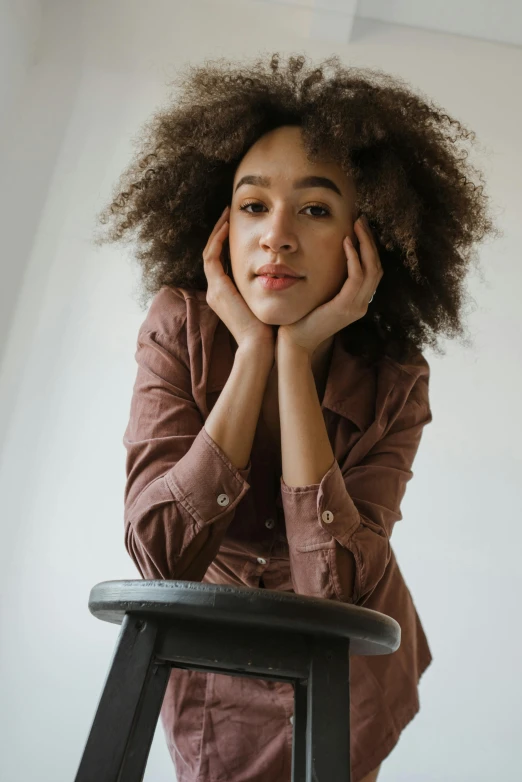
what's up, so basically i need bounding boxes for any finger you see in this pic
[203,220,229,265]
[344,234,377,311]
[203,227,231,294]
[354,217,383,274]
[353,219,383,300]
[204,206,230,253]
[207,207,229,247]
[343,236,364,297]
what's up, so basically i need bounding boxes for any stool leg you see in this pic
[119,659,171,781]
[291,678,308,782]
[74,613,166,782]
[306,637,351,782]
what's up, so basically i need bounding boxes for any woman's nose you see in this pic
[260,217,298,252]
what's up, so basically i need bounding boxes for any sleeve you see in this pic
[280,374,432,606]
[122,319,252,582]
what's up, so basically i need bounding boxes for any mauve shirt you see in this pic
[122,284,433,782]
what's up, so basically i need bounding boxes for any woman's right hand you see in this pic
[203,206,276,355]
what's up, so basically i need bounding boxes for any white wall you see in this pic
[0,1,520,780]
[0,1,43,122]
[0,0,43,364]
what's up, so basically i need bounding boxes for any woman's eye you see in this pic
[239,202,265,214]
[238,202,330,217]
[305,204,330,217]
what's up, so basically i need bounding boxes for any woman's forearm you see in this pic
[204,341,274,470]
[277,341,335,487]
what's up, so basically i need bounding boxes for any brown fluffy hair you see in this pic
[93,52,500,363]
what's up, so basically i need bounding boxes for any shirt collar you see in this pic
[321,331,378,431]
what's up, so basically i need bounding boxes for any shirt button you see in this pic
[321,510,334,524]
[265,518,275,529]
[217,493,230,507]
[257,557,267,565]
[289,714,294,725]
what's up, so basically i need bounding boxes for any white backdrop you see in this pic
[1,1,520,780]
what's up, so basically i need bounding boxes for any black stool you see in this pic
[74,580,400,782]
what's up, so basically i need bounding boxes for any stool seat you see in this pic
[89,579,400,656]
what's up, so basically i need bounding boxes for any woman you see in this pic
[95,53,497,782]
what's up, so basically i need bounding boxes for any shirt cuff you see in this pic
[165,426,251,527]
[280,458,360,549]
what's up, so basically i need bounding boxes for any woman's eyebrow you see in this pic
[234,174,342,196]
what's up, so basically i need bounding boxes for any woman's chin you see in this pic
[237,288,309,325]
[254,313,303,327]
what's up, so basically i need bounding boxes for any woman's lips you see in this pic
[256,275,303,291]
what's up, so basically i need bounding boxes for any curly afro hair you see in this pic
[93,52,500,364]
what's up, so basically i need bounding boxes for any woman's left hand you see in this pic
[276,214,384,359]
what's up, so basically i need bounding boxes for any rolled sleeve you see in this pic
[123,313,251,583]
[280,379,432,605]
[165,426,251,527]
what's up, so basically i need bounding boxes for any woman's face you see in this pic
[228,124,358,327]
